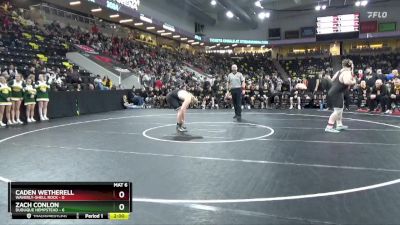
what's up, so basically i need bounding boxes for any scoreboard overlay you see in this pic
[8,182,132,220]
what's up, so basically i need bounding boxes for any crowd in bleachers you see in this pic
[276,55,400,114]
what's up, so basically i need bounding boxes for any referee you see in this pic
[227,64,245,121]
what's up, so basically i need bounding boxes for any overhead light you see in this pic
[200,43,204,46]
[69,1,81,6]
[261,45,265,48]
[173,35,180,38]
[188,40,195,43]
[146,26,155,30]
[216,43,220,46]
[161,32,172,36]
[157,30,165,33]
[255,1,263,9]
[315,4,327,10]
[210,0,217,6]
[232,44,237,47]
[258,12,265,20]
[163,23,175,32]
[226,11,234,18]
[258,11,270,20]
[209,46,216,49]
[134,22,143,26]
[181,37,188,41]
[361,0,368,6]
[119,19,133,23]
[224,46,230,49]
[355,1,361,6]
[91,8,102,12]
[109,14,119,18]
[191,42,199,45]
[247,45,251,47]
[140,14,153,23]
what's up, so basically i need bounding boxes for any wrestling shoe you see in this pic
[176,125,187,132]
[0,122,5,127]
[336,125,349,131]
[325,127,340,133]
[233,115,238,119]
[178,126,187,132]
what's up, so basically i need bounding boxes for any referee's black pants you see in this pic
[231,88,242,117]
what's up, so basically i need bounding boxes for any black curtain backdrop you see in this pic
[48,91,78,118]
[77,90,128,115]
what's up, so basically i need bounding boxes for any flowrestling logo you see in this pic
[367,11,388,19]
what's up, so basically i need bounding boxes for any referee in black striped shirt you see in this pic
[227,64,245,122]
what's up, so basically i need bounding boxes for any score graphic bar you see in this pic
[8,182,132,220]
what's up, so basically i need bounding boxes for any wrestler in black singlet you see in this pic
[166,89,181,110]
[327,71,348,108]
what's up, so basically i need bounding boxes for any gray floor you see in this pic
[1,109,400,225]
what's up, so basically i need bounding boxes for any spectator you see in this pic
[23,77,36,123]
[9,72,24,125]
[102,76,112,89]
[290,82,307,110]
[155,78,163,90]
[0,75,12,127]
[356,80,370,111]
[387,77,400,114]
[386,69,398,81]
[364,68,376,89]
[94,75,102,85]
[7,64,17,79]
[122,95,143,109]
[36,74,50,121]
[370,79,389,113]
[67,68,81,84]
